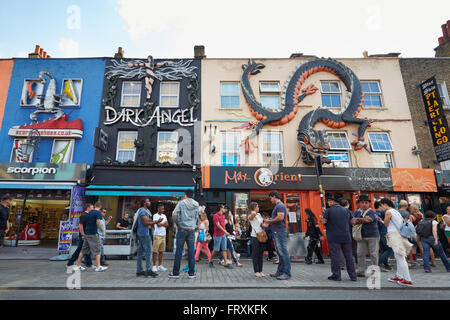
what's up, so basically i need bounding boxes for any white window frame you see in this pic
[50,139,75,164]
[120,81,142,108]
[260,131,284,166]
[10,139,33,163]
[20,79,45,106]
[327,151,351,168]
[59,79,83,107]
[116,131,138,162]
[156,131,179,164]
[361,81,383,108]
[320,81,341,108]
[437,82,450,109]
[220,82,241,109]
[328,131,352,150]
[159,81,180,108]
[368,132,394,152]
[259,81,281,93]
[220,131,244,166]
[260,95,281,110]
[371,152,395,168]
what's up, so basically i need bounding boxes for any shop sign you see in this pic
[104,106,198,127]
[58,220,73,252]
[0,162,87,181]
[420,76,450,162]
[69,185,85,233]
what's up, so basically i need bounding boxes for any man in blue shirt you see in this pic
[264,191,291,280]
[135,198,162,277]
[73,201,107,272]
[351,194,380,277]
[321,193,357,281]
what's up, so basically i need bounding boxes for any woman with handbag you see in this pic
[195,213,212,262]
[303,208,325,264]
[248,202,267,277]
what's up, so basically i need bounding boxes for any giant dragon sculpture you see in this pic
[240,58,372,165]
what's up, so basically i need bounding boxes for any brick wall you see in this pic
[399,58,450,169]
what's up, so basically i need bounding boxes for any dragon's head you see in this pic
[298,128,330,164]
[242,59,265,75]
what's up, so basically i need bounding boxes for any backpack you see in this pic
[416,219,433,238]
[399,220,416,240]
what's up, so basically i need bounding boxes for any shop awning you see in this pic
[0,182,75,190]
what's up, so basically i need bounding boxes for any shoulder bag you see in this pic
[352,209,369,241]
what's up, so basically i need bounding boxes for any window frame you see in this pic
[220,131,243,166]
[10,139,34,163]
[59,79,83,107]
[120,81,142,108]
[328,131,352,151]
[116,131,138,163]
[260,131,284,166]
[50,139,75,164]
[320,80,342,108]
[437,81,450,109]
[259,81,281,93]
[371,152,395,168]
[327,151,351,168]
[159,81,180,108]
[220,82,241,109]
[20,79,45,107]
[361,80,383,108]
[156,131,179,164]
[367,132,394,152]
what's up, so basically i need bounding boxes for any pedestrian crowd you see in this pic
[3,189,448,285]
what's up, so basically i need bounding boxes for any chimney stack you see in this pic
[28,44,51,58]
[114,47,125,59]
[194,45,206,59]
[435,20,450,57]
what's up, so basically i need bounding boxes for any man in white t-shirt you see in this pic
[152,203,169,272]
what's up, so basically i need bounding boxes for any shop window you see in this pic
[327,132,351,167]
[261,131,284,166]
[234,193,249,239]
[157,131,178,164]
[120,81,142,107]
[220,82,240,109]
[20,79,45,106]
[361,81,382,108]
[116,131,137,163]
[220,131,243,166]
[50,139,75,164]
[60,79,83,106]
[160,82,180,108]
[321,81,341,108]
[437,81,450,109]
[10,139,33,163]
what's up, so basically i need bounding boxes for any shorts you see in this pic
[445,230,450,237]
[152,235,166,252]
[81,234,101,256]
[213,235,227,252]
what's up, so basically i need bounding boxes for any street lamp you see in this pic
[21,129,40,162]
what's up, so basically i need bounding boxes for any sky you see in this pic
[0,0,448,60]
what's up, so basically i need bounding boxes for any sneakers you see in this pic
[328,275,342,281]
[72,265,86,271]
[146,270,159,278]
[152,266,159,273]
[168,273,180,279]
[158,265,167,272]
[270,272,281,278]
[388,277,404,283]
[136,271,146,277]
[188,274,197,279]
[425,270,432,273]
[219,260,225,266]
[397,280,413,286]
[209,261,215,268]
[276,274,291,280]
[94,266,108,272]
[273,258,279,264]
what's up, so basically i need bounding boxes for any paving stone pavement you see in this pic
[0,257,449,290]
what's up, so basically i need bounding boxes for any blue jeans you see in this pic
[273,230,291,277]
[421,236,450,271]
[172,228,195,276]
[378,235,393,267]
[100,238,105,264]
[137,235,152,273]
[219,238,237,263]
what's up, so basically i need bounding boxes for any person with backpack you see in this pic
[415,210,450,273]
[379,198,413,286]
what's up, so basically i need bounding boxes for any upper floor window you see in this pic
[157,132,178,164]
[220,82,240,109]
[116,131,137,163]
[368,132,394,168]
[320,81,341,108]
[437,82,450,109]
[160,82,180,108]
[361,81,382,108]
[10,139,33,163]
[50,139,75,164]
[60,79,83,106]
[120,81,141,107]
[327,132,351,167]
[261,131,284,166]
[220,131,242,166]
[260,81,281,110]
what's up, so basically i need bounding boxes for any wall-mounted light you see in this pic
[411,146,422,155]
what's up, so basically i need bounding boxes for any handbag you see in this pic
[257,231,268,243]
[205,232,212,242]
[198,230,205,242]
[352,209,369,241]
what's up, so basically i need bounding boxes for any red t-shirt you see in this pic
[213,212,226,237]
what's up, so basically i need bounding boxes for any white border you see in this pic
[156,131,179,163]
[59,79,83,107]
[220,82,241,109]
[368,132,394,152]
[120,81,142,108]
[116,131,138,162]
